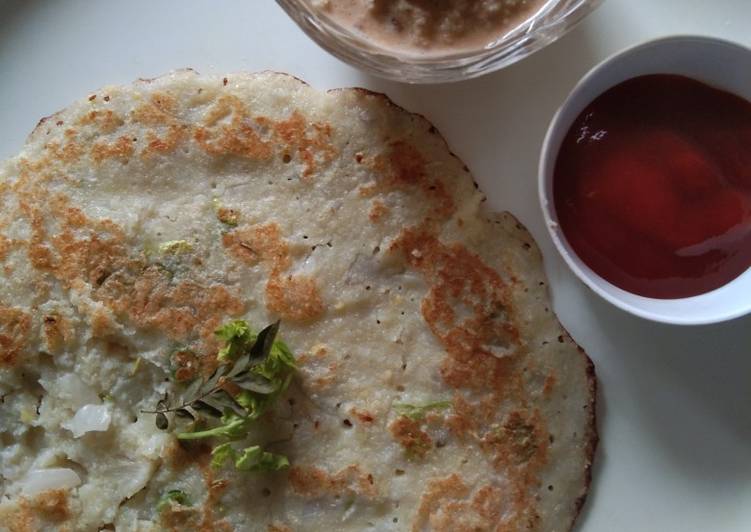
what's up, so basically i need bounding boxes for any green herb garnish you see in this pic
[211,443,290,471]
[212,198,240,227]
[156,489,191,513]
[393,400,452,420]
[215,320,255,361]
[143,320,295,472]
[158,240,193,255]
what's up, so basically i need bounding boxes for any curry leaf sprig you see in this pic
[143,319,296,471]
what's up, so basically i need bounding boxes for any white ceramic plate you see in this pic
[1,1,750,531]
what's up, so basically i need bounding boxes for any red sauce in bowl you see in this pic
[554,74,751,299]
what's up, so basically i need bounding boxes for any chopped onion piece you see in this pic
[62,404,112,438]
[109,460,156,501]
[47,374,100,408]
[20,468,81,495]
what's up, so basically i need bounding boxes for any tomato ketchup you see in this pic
[554,74,751,299]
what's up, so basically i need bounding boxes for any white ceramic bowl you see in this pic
[539,35,751,325]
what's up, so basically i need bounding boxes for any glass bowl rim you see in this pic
[276,0,605,83]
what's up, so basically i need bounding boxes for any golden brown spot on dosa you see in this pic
[288,464,377,498]
[194,94,273,161]
[132,92,179,125]
[361,141,455,218]
[198,459,232,532]
[445,393,475,439]
[172,348,200,383]
[481,410,548,469]
[413,475,509,532]
[131,94,189,159]
[267,523,292,532]
[216,207,240,226]
[38,88,336,171]
[42,313,73,353]
[0,234,12,261]
[392,225,550,530]
[44,134,83,164]
[350,407,375,424]
[91,135,134,163]
[29,489,70,522]
[5,490,71,532]
[389,415,432,458]
[76,109,125,133]
[543,373,557,398]
[266,274,324,322]
[390,227,521,390]
[103,267,244,346]
[0,305,31,367]
[13,187,243,353]
[224,223,324,322]
[368,199,389,222]
[223,223,290,270]
[142,125,188,159]
[257,111,337,180]
[89,307,117,339]
[165,441,212,472]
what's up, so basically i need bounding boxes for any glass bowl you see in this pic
[276,0,603,83]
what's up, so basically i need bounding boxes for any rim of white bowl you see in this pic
[539,35,751,325]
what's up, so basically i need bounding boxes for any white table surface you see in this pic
[1,1,750,530]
